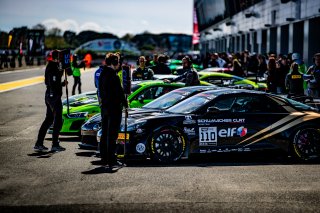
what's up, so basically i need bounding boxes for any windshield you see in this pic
[285,97,317,111]
[142,91,189,109]
[131,84,142,93]
[166,93,214,114]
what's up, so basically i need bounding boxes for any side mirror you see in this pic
[207,106,220,113]
[138,95,145,103]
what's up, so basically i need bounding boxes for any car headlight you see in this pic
[121,120,147,131]
[93,123,101,131]
[67,112,89,118]
[97,129,102,143]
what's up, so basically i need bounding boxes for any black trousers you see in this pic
[36,95,63,147]
[100,109,122,165]
[72,76,81,95]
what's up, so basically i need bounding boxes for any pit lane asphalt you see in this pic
[0,68,320,212]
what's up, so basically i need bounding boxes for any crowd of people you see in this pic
[131,50,320,98]
[0,49,45,69]
[201,51,320,98]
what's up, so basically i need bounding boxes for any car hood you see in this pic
[123,111,185,127]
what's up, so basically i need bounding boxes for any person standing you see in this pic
[266,57,277,93]
[99,53,128,167]
[285,62,304,98]
[151,54,172,75]
[71,54,85,95]
[132,56,154,80]
[232,53,244,77]
[165,56,200,86]
[34,50,66,152]
[306,53,320,98]
[277,55,290,94]
[291,53,307,94]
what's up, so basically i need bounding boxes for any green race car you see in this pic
[51,81,185,136]
[51,80,212,135]
[168,59,203,74]
[198,71,268,91]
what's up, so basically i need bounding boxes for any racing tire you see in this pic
[292,128,320,161]
[150,128,186,163]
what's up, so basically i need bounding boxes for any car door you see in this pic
[195,95,245,150]
[194,93,289,152]
[228,94,290,149]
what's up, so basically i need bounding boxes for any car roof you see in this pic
[198,71,242,79]
[199,88,265,97]
[201,67,232,72]
[136,80,185,87]
[171,85,218,93]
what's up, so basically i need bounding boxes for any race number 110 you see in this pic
[199,127,217,144]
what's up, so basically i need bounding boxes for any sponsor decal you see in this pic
[199,126,247,146]
[199,127,217,146]
[237,126,247,137]
[198,118,245,125]
[237,112,320,146]
[199,148,249,153]
[183,116,196,124]
[184,127,195,135]
[136,143,146,153]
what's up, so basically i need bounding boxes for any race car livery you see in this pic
[99,89,320,163]
[80,85,220,148]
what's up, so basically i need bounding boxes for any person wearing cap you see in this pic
[34,50,67,152]
[213,53,226,68]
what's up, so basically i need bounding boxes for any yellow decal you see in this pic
[291,75,302,79]
[118,133,130,140]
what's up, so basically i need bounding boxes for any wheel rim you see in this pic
[151,130,185,163]
[293,128,320,160]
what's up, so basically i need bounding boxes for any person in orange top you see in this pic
[84,53,92,68]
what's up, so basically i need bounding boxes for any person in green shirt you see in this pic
[71,54,85,95]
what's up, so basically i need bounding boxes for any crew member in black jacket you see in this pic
[34,50,66,152]
[99,53,128,167]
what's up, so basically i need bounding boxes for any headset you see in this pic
[110,55,119,66]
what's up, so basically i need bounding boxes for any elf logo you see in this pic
[218,126,247,137]
[200,126,247,142]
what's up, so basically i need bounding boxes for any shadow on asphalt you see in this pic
[75,149,320,168]
[45,136,80,143]
[75,151,96,157]
[82,166,122,174]
[27,151,57,158]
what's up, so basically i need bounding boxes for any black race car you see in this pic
[80,85,220,149]
[98,89,320,163]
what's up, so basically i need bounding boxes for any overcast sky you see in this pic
[0,0,194,37]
